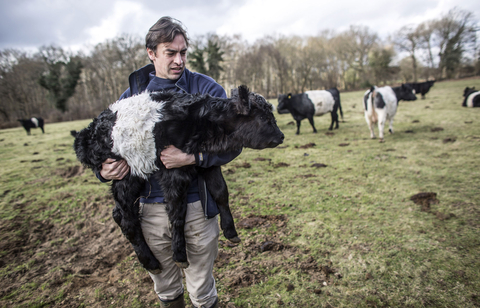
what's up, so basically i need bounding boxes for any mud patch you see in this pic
[56,165,84,178]
[273,162,290,168]
[431,127,444,132]
[338,143,349,147]
[410,192,439,212]
[443,137,456,143]
[296,143,316,149]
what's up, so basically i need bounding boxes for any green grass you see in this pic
[1,78,479,307]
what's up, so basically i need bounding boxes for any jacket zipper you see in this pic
[203,180,208,220]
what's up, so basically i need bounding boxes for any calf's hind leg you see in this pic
[111,176,162,274]
[201,166,240,243]
[157,170,191,269]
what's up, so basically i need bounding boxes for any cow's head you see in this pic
[400,84,417,101]
[277,93,293,114]
[464,87,475,97]
[230,85,284,149]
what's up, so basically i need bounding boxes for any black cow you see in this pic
[405,80,435,99]
[74,85,284,273]
[462,87,480,108]
[18,117,45,135]
[277,88,343,134]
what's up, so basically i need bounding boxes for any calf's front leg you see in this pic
[201,166,240,243]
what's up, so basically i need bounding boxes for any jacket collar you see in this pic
[128,63,191,95]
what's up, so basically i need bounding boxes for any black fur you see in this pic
[74,85,284,273]
[18,117,45,135]
[277,88,343,134]
[406,80,435,99]
[391,84,418,103]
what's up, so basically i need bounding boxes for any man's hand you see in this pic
[100,158,130,180]
[160,145,195,169]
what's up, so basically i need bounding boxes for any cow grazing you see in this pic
[363,84,417,142]
[462,87,480,108]
[277,88,343,134]
[18,117,45,135]
[406,80,435,99]
[74,85,284,273]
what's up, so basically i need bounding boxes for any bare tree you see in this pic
[434,7,478,78]
[394,25,421,82]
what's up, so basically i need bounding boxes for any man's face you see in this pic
[147,34,187,80]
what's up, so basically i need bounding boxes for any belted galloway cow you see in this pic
[462,87,480,107]
[277,88,343,134]
[363,84,417,142]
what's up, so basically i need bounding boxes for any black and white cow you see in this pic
[462,87,480,108]
[277,88,343,134]
[363,84,417,142]
[18,117,45,135]
[74,85,284,273]
[406,80,435,99]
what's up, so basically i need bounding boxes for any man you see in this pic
[97,16,240,308]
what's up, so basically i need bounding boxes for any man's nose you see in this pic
[174,53,183,65]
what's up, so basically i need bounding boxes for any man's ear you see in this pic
[233,85,251,115]
[147,48,156,61]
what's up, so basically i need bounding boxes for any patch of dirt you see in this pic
[0,193,160,308]
[443,137,456,143]
[296,143,316,149]
[431,127,444,132]
[273,162,290,168]
[311,163,327,168]
[253,157,272,162]
[338,143,349,147]
[56,165,85,178]
[410,192,439,212]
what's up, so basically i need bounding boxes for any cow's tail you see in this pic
[367,87,378,124]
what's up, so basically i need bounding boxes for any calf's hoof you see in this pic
[379,138,385,143]
[228,236,241,243]
[148,268,162,275]
[175,261,189,269]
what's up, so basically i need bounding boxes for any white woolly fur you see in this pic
[110,92,164,180]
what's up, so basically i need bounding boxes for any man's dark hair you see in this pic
[146,16,189,53]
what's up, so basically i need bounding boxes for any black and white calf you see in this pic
[277,88,343,134]
[462,87,480,108]
[363,84,417,142]
[74,85,284,273]
[18,117,45,135]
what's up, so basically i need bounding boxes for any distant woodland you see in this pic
[0,7,478,128]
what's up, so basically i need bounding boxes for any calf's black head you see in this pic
[229,85,284,149]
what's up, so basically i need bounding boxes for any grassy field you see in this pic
[1,78,479,307]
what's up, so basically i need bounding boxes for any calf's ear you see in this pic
[233,85,251,115]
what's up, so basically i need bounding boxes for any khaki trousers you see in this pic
[139,201,219,308]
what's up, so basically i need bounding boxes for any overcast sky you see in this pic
[1,0,479,53]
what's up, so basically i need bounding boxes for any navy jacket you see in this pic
[100,64,241,218]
